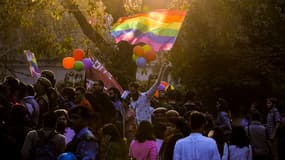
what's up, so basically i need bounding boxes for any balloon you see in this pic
[160,81,168,87]
[73,49,85,61]
[166,85,175,91]
[133,45,145,57]
[73,61,84,71]
[157,84,165,91]
[144,51,156,62]
[132,54,138,62]
[57,152,77,160]
[82,58,93,70]
[136,57,146,67]
[154,90,159,98]
[143,44,152,53]
[62,57,75,69]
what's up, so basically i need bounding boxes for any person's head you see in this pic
[42,111,57,129]
[266,97,277,109]
[41,70,56,87]
[166,109,180,121]
[216,98,228,111]
[102,123,122,142]
[128,82,139,97]
[91,80,104,93]
[230,125,249,148]
[47,87,58,102]
[153,123,167,139]
[135,120,155,142]
[34,77,52,95]
[25,84,35,96]
[62,87,75,101]
[152,107,167,124]
[189,111,206,132]
[3,76,19,98]
[7,104,27,125]
[108,87,121,101]
[74,86,86,103]
[3,76,20,91]
[68,105,92,132]
[54,109,69,133]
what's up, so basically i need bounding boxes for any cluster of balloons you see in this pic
[154,81,175,98]
[62,49,93,72]
[132,44,157,68]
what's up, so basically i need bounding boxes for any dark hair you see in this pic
[37,77,52,89]
[153,123,167,139]
[54,109,69,120]
[75,86,86,93]
[69,105,92,120]
[217,98,229,111]
[26,84,35,96]
[189,111,206,130]
[62,87,75,100]
[135,121,155,142]
[108,87,120,97]
[128,82,140,89]
[102,123,122,142]
[16,82,27,100]
[41,70,56,87]
[42,111,57,128]
[230,125,249,148]
[4,76,20,90]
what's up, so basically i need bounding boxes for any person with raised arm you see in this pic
[128,63,169,125]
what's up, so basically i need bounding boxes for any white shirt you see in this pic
[173,133,221,160]
[130,80,159,124]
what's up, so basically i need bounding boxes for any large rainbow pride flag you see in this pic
[111,9,187,52]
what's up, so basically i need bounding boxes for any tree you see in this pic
[169,0,285,112]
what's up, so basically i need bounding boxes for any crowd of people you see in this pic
[1,65,285,160]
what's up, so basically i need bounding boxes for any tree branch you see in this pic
[60,0,109,46]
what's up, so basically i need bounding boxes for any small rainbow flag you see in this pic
[24,50,41,78]
[111,9,187,52]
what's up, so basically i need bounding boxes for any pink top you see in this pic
[129,140,157,160]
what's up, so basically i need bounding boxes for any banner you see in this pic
[24,50,41,78]
[85,56,123,94]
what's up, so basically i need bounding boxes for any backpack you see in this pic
[32,130,58,160]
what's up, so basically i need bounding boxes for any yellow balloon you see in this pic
[143,45,152,53]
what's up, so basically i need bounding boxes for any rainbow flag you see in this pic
[24,50,41,78]
[111,9,187,52]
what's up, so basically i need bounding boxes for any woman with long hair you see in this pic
[129,121,157,160]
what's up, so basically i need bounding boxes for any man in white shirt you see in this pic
[128,63,168,124]
[173,111,221,160]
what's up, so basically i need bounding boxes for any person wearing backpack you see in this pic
[21,111,66,160]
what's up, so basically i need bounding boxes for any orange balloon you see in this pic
[62,57,75,69]
[144,51,156,62]
[154,90,159,98]
[73,49,85,61]
[133,46,145,57]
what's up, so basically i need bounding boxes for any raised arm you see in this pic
[146,63,168,99]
